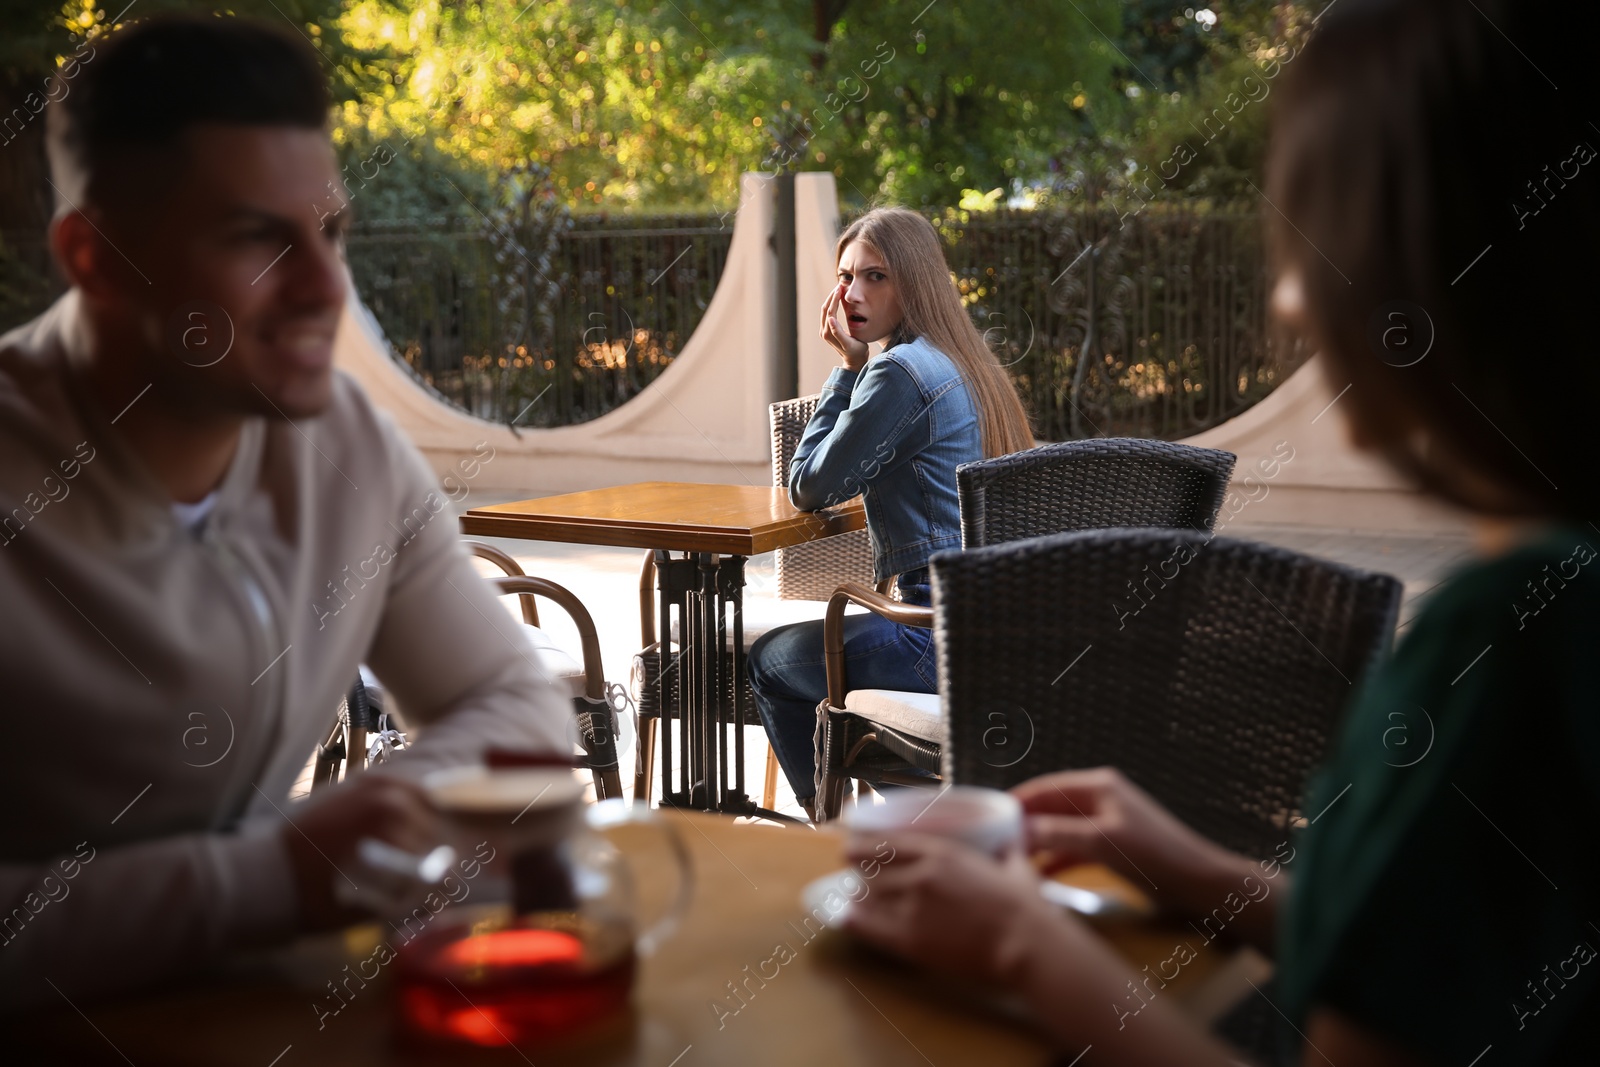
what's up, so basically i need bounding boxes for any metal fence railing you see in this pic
[0,204,1302,439]
[929,205,1305,442]
[347,213,733,428]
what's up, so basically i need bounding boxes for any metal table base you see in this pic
[651,549,803,823]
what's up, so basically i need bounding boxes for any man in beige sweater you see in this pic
[0,16,572,1007]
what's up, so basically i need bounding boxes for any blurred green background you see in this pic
[0,1,1313,436]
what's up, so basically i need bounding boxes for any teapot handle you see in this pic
[585,799,694,956]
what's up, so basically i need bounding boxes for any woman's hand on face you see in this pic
[821,286,869,370]
[841,832,1064,988]
[1011,767,1240,916]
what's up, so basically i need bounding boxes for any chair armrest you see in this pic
[467,540,537,626]
[638,549,657,647]
[491,575,606,702]
[823,582,934,708]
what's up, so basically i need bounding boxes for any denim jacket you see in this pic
[788,336,982,582]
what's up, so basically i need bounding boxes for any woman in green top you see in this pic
[838,1,1600,1063]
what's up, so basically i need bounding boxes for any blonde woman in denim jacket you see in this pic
[749,207,1033,821]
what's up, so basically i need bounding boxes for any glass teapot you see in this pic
[348,764,692,1049]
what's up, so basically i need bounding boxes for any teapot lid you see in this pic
[424,766,586,816]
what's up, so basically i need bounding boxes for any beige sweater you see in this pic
[0,293,571,1007]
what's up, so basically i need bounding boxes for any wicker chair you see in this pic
[931,527,1399,1067]
[631,395,880,809]
[469,542,625,801]
[310,674,392,792]
[311,543,624,800]
[933,528,1400,855]
[770,395,877,600]
[814,439,1238,821]
[958,438,1237,548]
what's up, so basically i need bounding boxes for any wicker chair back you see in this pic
[934,527,1400,859]
[770,395,876,601]
[957,439,1237,548]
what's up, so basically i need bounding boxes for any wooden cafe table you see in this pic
[461,482,867,820]
[13,813,1265,1066]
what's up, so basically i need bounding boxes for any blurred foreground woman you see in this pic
[841,1,1600,1063]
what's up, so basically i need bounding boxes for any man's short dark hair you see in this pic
[48,14,330,208]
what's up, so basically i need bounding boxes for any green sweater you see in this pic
[1281,525,1600,1062]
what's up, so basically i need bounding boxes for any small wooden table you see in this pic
[462,483,866,818]
[11,814,1262,1066]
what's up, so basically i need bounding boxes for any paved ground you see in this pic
[439,490,1478,821]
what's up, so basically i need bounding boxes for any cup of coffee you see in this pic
[841,785,1023,858]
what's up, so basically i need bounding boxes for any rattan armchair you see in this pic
[469,542,624,801]
[310,674,389,792]
[769,395,877,600]
[814,438,1238,822]
[311,543,624,800]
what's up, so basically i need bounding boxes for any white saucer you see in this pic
[797,867,1131,926]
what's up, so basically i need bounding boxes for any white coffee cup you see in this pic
[841,785,1023,858]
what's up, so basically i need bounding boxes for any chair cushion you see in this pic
[521,625,587,698]
[842,689,944,742]
[668,597,866,651]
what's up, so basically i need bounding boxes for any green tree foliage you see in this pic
[0,0,1311,232]
[1109,2,1311,201]
[775,0,1122,208]
[1115,0,1227,93]
[0,0,381,236]
[336,0,1122,212]
[0,0,368,78]
[337,0,797,213]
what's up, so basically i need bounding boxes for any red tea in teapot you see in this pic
[396,919,635,1047]
[399,765,691,1048]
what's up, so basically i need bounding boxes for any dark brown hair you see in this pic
[1267,0,1598,519]
[47,14,329,210]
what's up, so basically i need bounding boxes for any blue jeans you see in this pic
[748,573,935,802]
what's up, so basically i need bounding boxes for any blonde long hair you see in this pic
[838,208,1033,457]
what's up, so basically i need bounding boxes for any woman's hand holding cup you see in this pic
[838,786,1056,988]
[1012,767,1248,920]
